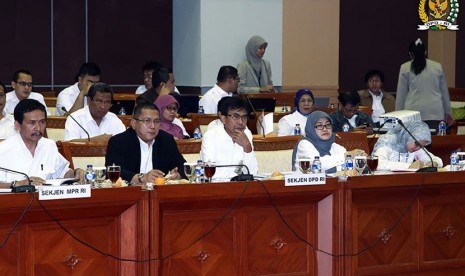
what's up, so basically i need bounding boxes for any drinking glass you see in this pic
[107,164,121,183]
[367,155,379,174]
[183,162,195,183]
[298,158,311,174]
[94,166,107,188]
[204,162,216,182]
[354,156,367,176]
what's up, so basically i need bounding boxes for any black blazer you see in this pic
[105,128,186,181]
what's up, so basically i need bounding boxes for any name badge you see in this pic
[38,184,91,201]
[284,173,326,186]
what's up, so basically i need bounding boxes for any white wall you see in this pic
[174,0,282,92]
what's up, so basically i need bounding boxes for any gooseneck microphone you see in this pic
[0,167,36,193]
[61,107,90,141]
[245,96,266,139]
[215,164,254,181]
[397,120,437,173]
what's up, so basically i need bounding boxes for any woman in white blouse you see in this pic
[278,89,314,136]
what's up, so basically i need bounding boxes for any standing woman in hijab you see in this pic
[277,89,314,136]
[395,38,453,131]
[372,121,443,171]
[237,35,274,93]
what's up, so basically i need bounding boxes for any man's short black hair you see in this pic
[142,61,161,72]
[0,81,6,92]
[338,90,361,107]
[151,67,170,88]
[219,96,248,116]
[14,99,47,124]
[87,82,113,101]
[217,66,238,82]
[364,69,385,83]
[78,62,101,77]
[133,103,159,118]
[12,69,32,82]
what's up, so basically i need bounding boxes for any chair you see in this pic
[176,139,201,163]
[118,115,132,128]
[253,135,301,173]
[334,131,370,154]
[45,116,67,141]
[57,140,108,170]
[188,113,218,134]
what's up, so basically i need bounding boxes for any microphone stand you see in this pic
[0,167,36,193]
[397,120,437,173]
[215,164,254,181]
[245,96,266,139]
[61,107,91,141]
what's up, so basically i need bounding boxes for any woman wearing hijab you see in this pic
[292,111,356,173]
[237,35,274,93]
[278,89,314,136]
[154,94,185,139]
[372,121,443,171]
[395,38,453,131]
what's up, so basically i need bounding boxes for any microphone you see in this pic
[214,164,254,181]
[0,167,36,193]
[61,107,90,141]
[245,96,266,139]
[397,120,437,173]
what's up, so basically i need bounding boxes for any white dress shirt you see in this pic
[200,126,258,179]
[5,91,48,115]
[277,111,309,136]
[56,83,88,116]
[294,140,346,172]
[137,136,154,173]
[199,84,232,114]
[64,106,126,140]
[0,134,70,182]
[135,84,180,95]
[0,113,17,139]
[369,90,385,123]
[173,117,189,137]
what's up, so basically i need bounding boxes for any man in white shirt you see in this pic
[199,66,238,114]
[201,97,258,179]
[0,99,84,188]
[64,82,126,141]
[135,62,180,95]
[4,69,48,115]
[0,81,16,139]
[56,63,101,116]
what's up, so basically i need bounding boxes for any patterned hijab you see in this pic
[294,88,314,115]
[292,111,336,172]
[373,121,431,153]
[245,35,268,74]
[154,94,184,139]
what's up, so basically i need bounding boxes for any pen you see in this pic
[41,164,43,171]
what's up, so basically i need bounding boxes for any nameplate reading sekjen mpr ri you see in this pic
[38,184,91,201]
[284,173,326,186]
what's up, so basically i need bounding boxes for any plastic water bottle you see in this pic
[294,124,301,135]
[193,127,202,139]
[198,106,204,114]
[345,155,354,176]
[438,121,446,136]
[85,164,96,185]
[342,123,350,132]
[195,160,204,183]
[312,156,322,173]
[450,151,459,171]
[118,106,126,115]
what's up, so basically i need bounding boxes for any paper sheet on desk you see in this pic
[257,113,274,135]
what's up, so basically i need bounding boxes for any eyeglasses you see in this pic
[15,81,33,87]
[226,113,249,122]
[342,105,359,114]
[165,105,179,112]
[135,118,160,125]
[314,123,332,130]
[92,99,113,106]
[144,74,152,80]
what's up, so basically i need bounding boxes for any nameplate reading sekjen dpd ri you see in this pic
[284,173,326,186]
[38,184,91,201]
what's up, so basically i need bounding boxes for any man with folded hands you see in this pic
[105,103,186,184]
[0,99,84,188]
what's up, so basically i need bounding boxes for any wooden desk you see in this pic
[0,187,149,275]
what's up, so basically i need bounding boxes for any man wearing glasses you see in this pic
[4,69,49,115]
[105,103,186,184]
[198,65,238,114]
[200,97,258,179]
[64,82,125,141]
[329,90,375,133]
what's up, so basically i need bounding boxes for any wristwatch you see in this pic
[137,173,145,184]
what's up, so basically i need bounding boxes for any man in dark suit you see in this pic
[105,103,186,184]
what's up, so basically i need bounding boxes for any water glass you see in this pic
[354,156,367,176]
[183,162,196,183]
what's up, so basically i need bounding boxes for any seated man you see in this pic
[198,65,237,114]
[64,82,125,141]
[0,99,84,188]
[135,61,161,94]
[330,90,375,133]
[56,62,101,116]
[200,97,258,179]
[357,69,395,127]
[136,67,175,107]
[105,103,186,184]
[4,69,48,115]
[0,81,16,139]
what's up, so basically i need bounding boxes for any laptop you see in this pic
[174,94,200,117]
[245,97,276,113]
[313,96,330,108]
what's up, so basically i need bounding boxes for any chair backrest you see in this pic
[57,140,108,170]
[46,116,67,141]
[188,113,218,134]
[253,135,301,173]
[334,131,370,154]
[176,139,201,163]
